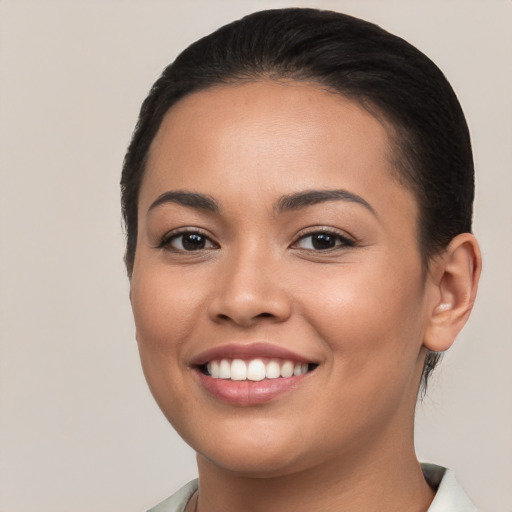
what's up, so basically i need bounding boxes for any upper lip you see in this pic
[190,342,315,366]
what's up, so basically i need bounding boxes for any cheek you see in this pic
[130,265,203,419]
[297,257,427,369]
[131,264,204,351]
[301,264,427,434]
[130,262,207,406]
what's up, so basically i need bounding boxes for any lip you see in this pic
[190,342,313,366]
[190,342,317,406]
[196,370,312,406]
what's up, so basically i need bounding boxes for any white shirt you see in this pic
[147,463,478,512]
[422,463,478,512]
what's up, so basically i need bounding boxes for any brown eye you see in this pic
[310,233,337,250]
[181,233,207,250]
[294,231,354,251]
[163,231,216,251]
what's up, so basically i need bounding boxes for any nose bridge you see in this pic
[208,238,291,326]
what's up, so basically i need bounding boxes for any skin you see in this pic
[130,81,481,512]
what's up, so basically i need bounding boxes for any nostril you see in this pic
[209,291,292,326]
[216,311,275,323]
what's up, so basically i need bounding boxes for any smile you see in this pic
[202,358,314,381]
[192,343,318,405]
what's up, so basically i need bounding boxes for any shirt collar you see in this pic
[422,463,478,512]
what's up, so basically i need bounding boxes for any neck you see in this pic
[194,431,434,512]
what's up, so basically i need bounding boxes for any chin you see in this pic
[176,415,318,478]
[197,444,314,479]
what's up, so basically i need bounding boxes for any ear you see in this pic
[423,233,482,352]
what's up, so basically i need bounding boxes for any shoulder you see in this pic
[422,463,478,512]
[146,479,198,512]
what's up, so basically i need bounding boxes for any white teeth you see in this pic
[206,358,312,380]
[280,361,294,378]
[230,359,247,380]
[209,360,220,378]
[247,359,266,381]
[265,360,281,379]
[293,363,309,376]
[219,359,231,379]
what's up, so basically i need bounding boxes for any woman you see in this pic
[121,8,481,512]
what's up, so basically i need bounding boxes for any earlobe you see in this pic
[423,233,482,352]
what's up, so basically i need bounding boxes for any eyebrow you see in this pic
[148,191,219,214]
[274,189,376,215]
[147,188,375,217]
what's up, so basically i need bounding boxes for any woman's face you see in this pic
[131,81,435,477]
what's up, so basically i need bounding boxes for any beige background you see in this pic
[0,1,511,511]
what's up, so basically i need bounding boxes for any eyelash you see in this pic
[157,228,218,252]
[157,227,356,254]
[292,228,356,251]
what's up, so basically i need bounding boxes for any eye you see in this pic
[160,230,217,252]
[293,231,355,251]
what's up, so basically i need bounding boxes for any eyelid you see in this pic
[291,226,356,250]
[156,227,219,250]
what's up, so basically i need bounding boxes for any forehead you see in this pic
[141,80,415,219]
[149,81,392,165]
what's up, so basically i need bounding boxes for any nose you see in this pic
[207,247,292,328]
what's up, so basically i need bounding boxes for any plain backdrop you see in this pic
[0,1,511,511]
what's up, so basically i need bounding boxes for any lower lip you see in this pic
[196,370,311,406]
